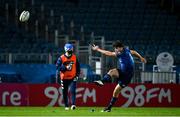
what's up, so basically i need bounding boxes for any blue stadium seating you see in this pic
[0,0,179,65]
[0,64,96,83]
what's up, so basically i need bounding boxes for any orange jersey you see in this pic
[60,54,77,80]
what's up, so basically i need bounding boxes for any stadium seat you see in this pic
[0,0,179,67]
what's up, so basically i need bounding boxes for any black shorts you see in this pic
[60,79,74,90]
[117,68,134,88]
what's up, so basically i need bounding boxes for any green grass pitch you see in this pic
[0,107,180,116]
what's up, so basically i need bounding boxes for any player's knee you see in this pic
[108,69,114,75]
[108,69,118,77]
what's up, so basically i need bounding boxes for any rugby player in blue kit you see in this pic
[91,41,146,112]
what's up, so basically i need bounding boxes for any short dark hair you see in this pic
[113,41,124,48]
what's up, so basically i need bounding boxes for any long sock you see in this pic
[70,81,76,105]
[62,86,69,107]
[102,74,111,83]
[107,97,117,109]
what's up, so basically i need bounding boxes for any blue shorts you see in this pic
[117,68,134,88]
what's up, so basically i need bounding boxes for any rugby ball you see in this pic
[19,11,30,22]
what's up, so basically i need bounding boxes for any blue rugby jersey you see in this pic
[116,47,134,74]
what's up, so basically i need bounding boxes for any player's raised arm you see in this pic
[91,44,116,57]
[130,50,147,63]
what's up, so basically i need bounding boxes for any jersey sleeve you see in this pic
[56,57,67,72]
[125,47,130,52]
[115,50,122,57]
[115,47,130,57]
[56,57,67,80]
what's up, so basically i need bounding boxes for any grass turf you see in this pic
[0,107,180,116]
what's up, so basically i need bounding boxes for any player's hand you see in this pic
[141,57,147,63]
[73,76,78,81]
[91,44,99,51]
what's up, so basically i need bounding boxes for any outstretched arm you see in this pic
[130,50,147,63]
[91,44,116,57]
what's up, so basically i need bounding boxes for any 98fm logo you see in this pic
[44,86,96,106]
[121,85,172,107]
[64,61,74,71]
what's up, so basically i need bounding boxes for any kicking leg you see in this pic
[94,68,119,86]
[103,68,119,82]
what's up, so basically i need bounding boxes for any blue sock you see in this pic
[107,97,117,109]
[70,81,76,105]
[102,74,111,83]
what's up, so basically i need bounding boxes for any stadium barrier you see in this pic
[0,83,180,107]
[141,71,177,83]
